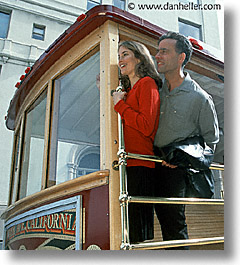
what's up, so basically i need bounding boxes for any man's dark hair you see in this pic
[159,31,193,68]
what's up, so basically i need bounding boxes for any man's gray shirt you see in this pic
[154,73,219,150]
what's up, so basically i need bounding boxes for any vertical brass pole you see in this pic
[116,86,130,249]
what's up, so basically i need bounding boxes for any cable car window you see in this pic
[10,131,20,204]
[49,50,100,186]
[19,91,47,199]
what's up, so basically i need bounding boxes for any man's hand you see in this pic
[162,160,177,169]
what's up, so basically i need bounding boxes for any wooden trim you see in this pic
[119,24,158,55]
[186,54,224,82]
[15,83,48,129]
[100,21,121,250]
[8,129,20,206]
[2,170,109,222]
[15,115,26,202]
[41,80,53,190]
[46,79,60,188]
[13,112,22,137]
[11,128,21,205]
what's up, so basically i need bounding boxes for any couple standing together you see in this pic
[112,32,219,249]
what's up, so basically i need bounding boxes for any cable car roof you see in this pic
[5,5,224,131]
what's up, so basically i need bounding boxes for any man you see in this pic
[153,32,219,249]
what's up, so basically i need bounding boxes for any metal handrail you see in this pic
[116,86,224,250]
[124,237,224,250]
[128,196,224,205]
[127,152,224,171]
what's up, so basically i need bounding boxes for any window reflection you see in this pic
[0,11,10,38]
[49,50,100,186]
[19,91,47,199]
[178,19,202,41]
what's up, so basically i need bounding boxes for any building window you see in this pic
[87,0,102,10]
[0,11,10,39]
[70,146,100,178]
[178,19,202,41]
[32,24,45,41]
[113,0,126,10]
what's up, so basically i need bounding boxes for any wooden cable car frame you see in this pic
[2,5,224,250]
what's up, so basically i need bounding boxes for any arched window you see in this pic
[67,146,100,179]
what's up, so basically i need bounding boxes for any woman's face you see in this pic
[118,46,140,78]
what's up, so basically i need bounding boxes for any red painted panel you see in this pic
[82,185,110,250]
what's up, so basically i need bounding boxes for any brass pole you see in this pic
[116,86,130,249]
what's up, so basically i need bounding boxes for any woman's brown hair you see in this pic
[118,41,162,90]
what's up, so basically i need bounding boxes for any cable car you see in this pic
[1,5,224,250]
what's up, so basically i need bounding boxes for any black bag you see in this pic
[186,169,214,198]
[154,135,214,170]
[154,136,214,198]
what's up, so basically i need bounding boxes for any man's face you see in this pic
[155,39,183,74]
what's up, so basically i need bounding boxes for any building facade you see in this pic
[0,0,223,248]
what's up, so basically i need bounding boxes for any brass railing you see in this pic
[116,94,224,250]
[126,237,224,250]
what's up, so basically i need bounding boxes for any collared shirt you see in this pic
[154,73,219,149]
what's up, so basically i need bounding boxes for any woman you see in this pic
[112,41,161,243]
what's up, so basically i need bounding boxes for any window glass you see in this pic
[10,131,20,204]
[32,24,45,41]
[0,11,10,38]
[77,148,100,177]
[49,50,100,186]
[19,91,47,199]
[178,20,202,41]
[113,0,126,10]
[87,0,101,10]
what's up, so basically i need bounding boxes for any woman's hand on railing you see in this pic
[112,91,127,105]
